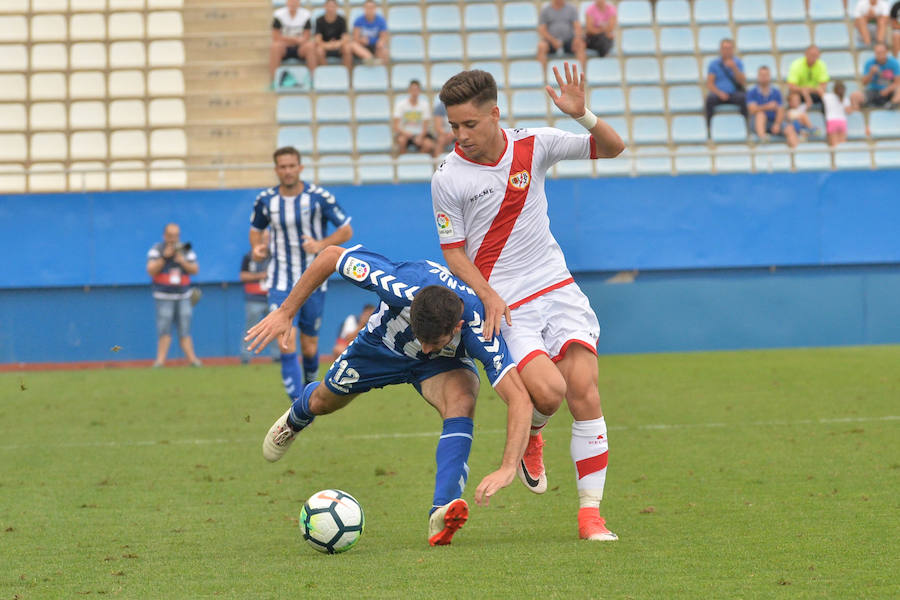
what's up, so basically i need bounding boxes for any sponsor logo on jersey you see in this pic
[342,257,370,281]
[509,169,531,190]
[435,212,454,237]
[467,187,496,203]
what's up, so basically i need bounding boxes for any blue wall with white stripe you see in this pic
[1,170,899,363]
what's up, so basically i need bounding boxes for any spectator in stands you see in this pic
[393,79,435,156]
[823,81,855,147]
[787,45,829,109]
[852,41,900,108]
[891,2,900,55]
[146,223,201,368]
[240,231,278,364]
[704,38,748,133]
[786,91,818,139]
[315,0,352,71]
[537,0,588,70]
[854,0,891,47]
[270,0,316,87]
[432,99,455,158]
[332,304,375,357]
[747,66,798,147]
[584,0,617,58]
[351,0,389,66]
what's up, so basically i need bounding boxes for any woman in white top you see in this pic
[823,81,856,147]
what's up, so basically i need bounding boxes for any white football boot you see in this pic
[262,409,297,462]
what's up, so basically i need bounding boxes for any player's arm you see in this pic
[546,62,624,158]
[442,246,510,341]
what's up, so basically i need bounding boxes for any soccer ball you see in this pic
[299,489,365,554]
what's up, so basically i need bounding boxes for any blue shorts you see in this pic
[155,297,192,338]
[324,331,478,396]
[268,288,325,337]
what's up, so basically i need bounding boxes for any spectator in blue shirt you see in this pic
[852,41,900,109]
[705,38,748,133]
[351,0,389,65]
[747,66,798,148]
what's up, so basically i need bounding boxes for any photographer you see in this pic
[146,223,202,368]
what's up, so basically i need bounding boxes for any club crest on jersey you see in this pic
[435,212,454,237]
[509,170,531,190]
[342,257,370,281]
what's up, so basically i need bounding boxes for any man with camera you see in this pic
[146,223,202,368]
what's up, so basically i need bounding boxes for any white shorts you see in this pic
[855,0,889,18]
[500,282,600,371]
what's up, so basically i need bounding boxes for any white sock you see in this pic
[570,416,609,508]
[531,407,552,436]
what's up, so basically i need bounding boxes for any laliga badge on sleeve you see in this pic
[343,257,370,282]
[435,212,454,237]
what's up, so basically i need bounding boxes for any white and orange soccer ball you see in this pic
[299,489,365,554]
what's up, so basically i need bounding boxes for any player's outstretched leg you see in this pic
[428,498,469,547]
[427,416,473,545]
[517,407,552,493]
[262,382,320,461]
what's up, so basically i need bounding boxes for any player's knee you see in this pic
[441,393,476,419]
[526,374,566,414]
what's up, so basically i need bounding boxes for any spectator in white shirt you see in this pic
[270,0,316,85]
[855,0,891,46]
[393,80,435,156]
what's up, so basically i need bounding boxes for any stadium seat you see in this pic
[675,144,713,174]
[710,114,747,143]
[427,5,461,33]
[30,132,66,161]
[713,145,752,173]
[587,58,621,85]
[596,146,632,176]
[316,95,352,124]
[625,57,661,84]
[0,44,28,72]
[590,87,625,115]
[771,0,806,23]
[357,153,394,184]
[70,101,106,129]
[31,14,67,41]
[149,159,187,189]
[29,102,65,130]
[659,28,694,55]
[108,12,144,39]
[663,56,700,83]
[847,112,866,140]
[671,115,707,143]
[617,1,652,27]
[391,64,427,92]
[428,62,464,92]
[822,51,855,79]
[808,0,846,21]
[0,74,26,101]
[0,16,28,42]
[693,0,729,25]
[731,0,767,23]
[635,145,672,175]
[147,11,183,38]
[738,25,773,53]
[814,23,850,50]
[656,0,690,26]
[509,60,544,89]
[469,61,506,88]
[387,6,422,33]
[698,26,732,54]
[352,65,389,92]
[29,162,67,192]
[69,161,105,191]
[502,2,538,30]
[391,35,425,62]
[779,53,803,81]
[316,154,354,185]
[150,129,187,157]
[30,72,65,100]
[354,94,391,122]
[511,90,548,118]
[313,65,349,93]
[808,111,826,133]
[753,145,792,172]
[277,96,312,124]
[504,31,540,59]
[774,24,812,53]
[601,116,630,145]
[396,154,433,183]
[356,124,392,153]
[873,142,900,168]
[70,131,107,160]
[32,43,68,70]
[110,129,147,158]
[110,41,145,68]
[428,34,463,62]
[464,4,499,31]
[466,33,502,61]
[107,70,143,98]
[316,125,353,154]
[149,98,185,127]
[834,143,872,170]
[148,69,184,96]
[869,110,900,139]
[108,100,145,129]
[554,155,594,178]
[742,54,776,82]
[0,103,25,131]
[629,86,664,114]
[667,86,702,114]
[622,28,656,56]
[275,66,310,92]
[148,40,184,66]
[277,126,313,150]
[793,150,832,171]
[109,160,147,190]
[632,116,667,144]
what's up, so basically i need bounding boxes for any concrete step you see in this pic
[187,162,273,189]
[184,34,270,63]
[184,64,270,93]
[183,5,271,35]
[186,92,275,122]
[187,123,277,156]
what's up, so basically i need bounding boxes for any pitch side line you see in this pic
[0,415,897,451]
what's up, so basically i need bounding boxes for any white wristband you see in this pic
[575,109,598,130]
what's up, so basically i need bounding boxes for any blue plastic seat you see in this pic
[509,60,544,88]
[731,0,767,23]
[808,0,846,21]
[693,0,728,25]
[815,23,850,50]
[586,57,621,85]
[555,156,594,178]
[771,0,806,23]
[714,145,752,172]
[656,0,690,25]
[625,57,661,84]
[822,51,855,79]
[794,151,832,171]
[622,28,656,56]
[675,144,713,174]
[779,53,803,81]
[276,96,311,124]
[464,3,499,31]
[426,5,461,33]
[390,35,425,63]
[776,24,812,52]
[671,115,707,143]
[710,114,747,143]
[354,94,391,122]
[663,56,700,83]
[633,116,668,144]
[429,62,464,91]
[356,124,392,154]
[629,86,665,114]
[502,2,538,30]
[596,146,633,176]
[315,125,352,154]
[352,65,388,92]
[396,154,434,182]
[511,90,547,118]
[834,143,872,170]
[277,125,312,149]
[316,154,354,185]
[314,95,350,123]
[466,32,502,61]
[698,26,733,54]
[667,85,702,113]
[874,142,900,167]
[753,145,792,173]
[618,1,653,27]
[357,153,393,183]
[738,25,773,53]
[505,31,539,59]
[387,6,422,34]
[742,54,776,82]
[391,64,427,92]
[590,87,625,115]
[869,110,900,139]
[312,66,348,93]
[847,112,866,140]
[470,61,506,88]
[635,145,672,175]
[659,27,694,55]
[275,66,310,92]
[428,34,463,62]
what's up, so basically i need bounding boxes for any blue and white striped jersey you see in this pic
[250,182,351,292]
[335,245,516,387]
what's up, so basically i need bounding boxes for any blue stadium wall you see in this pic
[1,171,899,364]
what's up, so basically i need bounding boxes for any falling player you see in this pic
[431,63,625,540]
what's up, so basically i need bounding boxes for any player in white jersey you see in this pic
[431,64,625,541]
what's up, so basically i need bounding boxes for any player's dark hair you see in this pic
[409,286,464,344]
[273,146,301,164]
[439,70,497,108]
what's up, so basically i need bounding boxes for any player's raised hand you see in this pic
[545,61,586,119]
[474,466,516,506]
[481,287,511,341]
[245,307,292,354]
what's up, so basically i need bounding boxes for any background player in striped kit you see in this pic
[250,146,353,402]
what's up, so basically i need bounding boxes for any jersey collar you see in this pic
[454,129,508,167]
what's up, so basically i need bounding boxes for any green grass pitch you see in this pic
[2,346,898,599]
